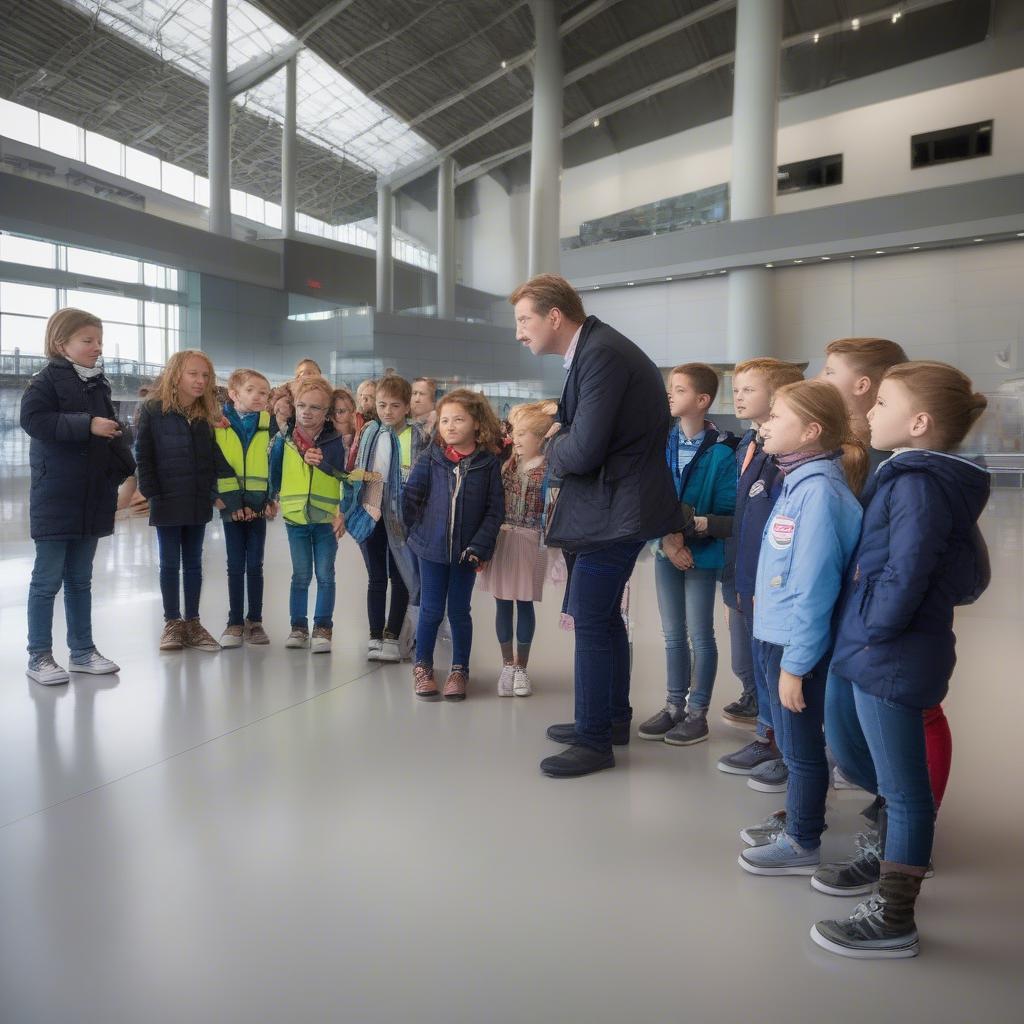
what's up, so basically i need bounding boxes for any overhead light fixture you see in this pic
[626,281,634,286]
[851,17,860,30]
[594,285,600,290]
[666,276,673,281]
[821,256,830,261]
[765,263,774,268]
[592,118,600,128]
[875,250,885,255]
[793,259,803,264]
[500,60,507,69]
[1017,232,1024,237]
[813,32,820,43]
[719,269,727,274]
[973,237,984,242]
[911,245,921,250]
[892,10,902,24]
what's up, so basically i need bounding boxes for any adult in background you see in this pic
[510,274,687,778]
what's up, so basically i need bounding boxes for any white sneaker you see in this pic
[513,667,532,697]
[69,649,120,675]
[367,638,383,660]
[27,653,70,685]
[497,663,515,697]
[378,638,401,663]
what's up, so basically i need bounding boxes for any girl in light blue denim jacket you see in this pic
[738,381,865,880]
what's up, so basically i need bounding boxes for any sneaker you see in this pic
[244,620,270,645]
[159,618,186,651]
[812,829,882,896]
[664,710,709,746]
[286,627,310,649]
[540,745,615,778]
[378,632,401,663]
[740,810,787,847]
[220,624,244,649]
[721,691,758,728]
[546,721,631,746]
[747,758,789,792]
[497,663,515,697]
[513,667,532,697]
[739,832,820,875]
[637,703,684,740]
[367,637,383,660]
[311,626,332,653]
[718,737,780,775]
[414,662,440,701]
[811,878,922,960]
[184,619,220,652]
[443,665,468,701]
[69,649,120,675]
[26,652,70,685]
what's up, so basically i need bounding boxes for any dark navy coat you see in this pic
[402,444,504,565]
[830,449,991,708]
[135,400,217,527]
[545,316,685,552]
[20,359,135,541]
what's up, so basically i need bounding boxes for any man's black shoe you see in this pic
[540,744,615,778]
[546,721,630,746]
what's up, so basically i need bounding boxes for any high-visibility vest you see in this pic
[214,411,271,508]
[279,441,341,525]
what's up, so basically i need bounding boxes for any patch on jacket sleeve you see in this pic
[748,480,766,497]
[768,513,796,550]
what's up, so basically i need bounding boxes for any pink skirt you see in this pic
[479,525,547,602]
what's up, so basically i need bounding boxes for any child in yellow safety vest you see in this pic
[268,374,348,654]
[213,369,276,648]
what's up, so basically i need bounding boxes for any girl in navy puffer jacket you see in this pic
[402,390,504,702]
[812,362,990,962]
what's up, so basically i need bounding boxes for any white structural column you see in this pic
[208,0,232,236]
[436,157,455,320]
[376,183,394,314]
[281,56,297,239]
[726,0,783,361]
[527,0,563,277]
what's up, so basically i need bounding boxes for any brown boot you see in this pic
[443,665,468,702]
[159,618,185,651]
[245,620,270,645]
[413,663,439,701]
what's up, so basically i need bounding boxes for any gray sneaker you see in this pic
[812,828,881,896]
[718,737,780,775]
[27,652,70,686]
[739,810,787,847]
[637,703,684,740]
[739,831,820,875]
[69,649,120,675]
[747,757,789,792]
[664,709,709,746]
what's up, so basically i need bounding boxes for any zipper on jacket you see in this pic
[448,460,464,560]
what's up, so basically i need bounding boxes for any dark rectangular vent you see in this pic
[911,120,992,169]
[776,154,843,194]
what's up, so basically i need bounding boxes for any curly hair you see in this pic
[436,388,504,455]
[150,349,221,425]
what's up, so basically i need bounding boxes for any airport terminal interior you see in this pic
[1,0,1023,1020]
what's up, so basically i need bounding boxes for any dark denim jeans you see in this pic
[738,592,773,737]
[359,518,409,638]
[825,670,935,868]
[495,599,536,646]
[223,517,267,625]
[156,524,206,622]
[727,593,756,699]
[654,560,718,710]
[757,640,829,849]
[417,558,477,668]
[286,522,338,629]
[27,537,100,655]
[567,540,643,753]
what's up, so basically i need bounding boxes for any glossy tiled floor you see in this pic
[0,466,1021,1023]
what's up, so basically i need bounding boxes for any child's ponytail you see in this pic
[883,362,988,450]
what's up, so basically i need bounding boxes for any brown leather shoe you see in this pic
[413,663,440,701]
[159,618,185,651]
[443,665,468,702]
[245,620,270,645]
[184,618,221,652]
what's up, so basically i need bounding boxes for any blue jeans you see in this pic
[156,524,206,621]
[825,671,935,867]
[495,599,536,646]
[417,558,477,668]
[654,559,718,710]
[757,640,829,849]
[359,518,409,638]
[27,537,100,656]
[738,592,773,737]
[727,594,756,700]
[567,541,643,753]
[223,518,267,625]
[286,522,338,629]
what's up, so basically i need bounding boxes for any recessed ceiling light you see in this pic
[626,282,634,286]
[592,118,600,128]
[911,245,921,250]
[719,269,727,274]
[500,60,507,69]
[765,263,773,268]
[875,250,885,255]
[973,237,984,242]
[666,276,673,281]
[851,17,860,30]
[794,259,803,264]
[821,256,830,261]
[892,11,902,24]
[813,32,820,43]
[594,285,600,290]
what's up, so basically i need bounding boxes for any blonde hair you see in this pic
[45,307,102,361]
[884,361,987,450]
[734,357,804,394]
[774,379,868,495]
[436,388,504,455]
[151,349,221,425]
[508,399,558,438]
[293,375,334,405]
[227,368,270,392]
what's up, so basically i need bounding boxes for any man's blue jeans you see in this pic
[286,522,338,630]
[27,538,100,655]
[567,541,643,753]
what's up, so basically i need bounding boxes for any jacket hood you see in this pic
[881,449,990,522]
[779,453,847,490]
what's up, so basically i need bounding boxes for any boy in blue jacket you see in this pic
[637,364,737,747]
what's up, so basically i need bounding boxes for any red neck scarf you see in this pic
[444,444,475,463]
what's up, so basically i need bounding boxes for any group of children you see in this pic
[21,306,991,962]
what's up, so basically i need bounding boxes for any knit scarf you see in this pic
[776,448,841,476]
[70,360,105,381]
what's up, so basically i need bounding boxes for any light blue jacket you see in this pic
[752,457,863,676]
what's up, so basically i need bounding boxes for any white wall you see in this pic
[582,239,1024,394]
[456,174,530,296]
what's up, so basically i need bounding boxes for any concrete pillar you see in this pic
[207,0,231,236]
[726,0,782,361]
[376,183,393,314]
[436,157,455,320]
[281,56,297,239]
[527,0,563,277]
